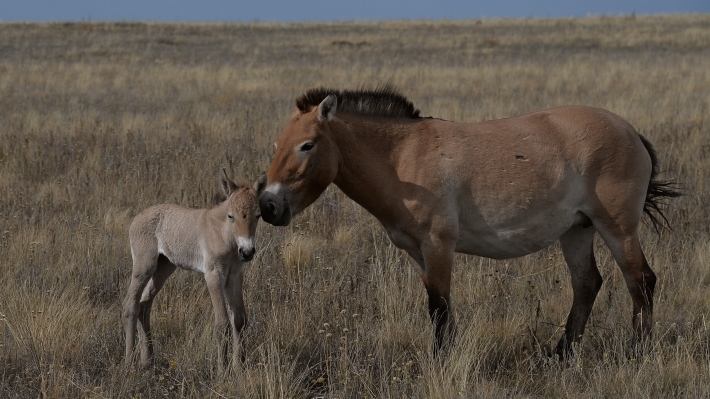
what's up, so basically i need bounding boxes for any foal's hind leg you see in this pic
[123,251,157,367]
[137,256,176,367]
[555,224,603,358]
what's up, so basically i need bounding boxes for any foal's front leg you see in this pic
[225,264,247,365]
[205,268,230,373]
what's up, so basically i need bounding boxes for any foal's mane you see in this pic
[209,181,250,208]
[296,84,421,119]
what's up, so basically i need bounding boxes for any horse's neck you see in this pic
[331,117,413,223]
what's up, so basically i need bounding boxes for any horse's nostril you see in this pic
[267,201,277,215]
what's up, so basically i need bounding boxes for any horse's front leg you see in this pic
[225,264,247,365]
[420,236,457,355]
[205,268,230,373]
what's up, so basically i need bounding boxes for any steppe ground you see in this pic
[1,15,709,398]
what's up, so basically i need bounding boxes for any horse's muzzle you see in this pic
[259,191,292,226]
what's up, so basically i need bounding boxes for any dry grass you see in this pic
[1,15,709,398]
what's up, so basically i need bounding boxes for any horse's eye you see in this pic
[228,214,234,220]
[300,142,315,152]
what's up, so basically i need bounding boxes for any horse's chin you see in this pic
[272,206,292,226]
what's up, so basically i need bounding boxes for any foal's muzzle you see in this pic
[259,191,292,226]
[238,246,256,262]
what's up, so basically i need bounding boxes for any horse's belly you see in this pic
[455,232,556,259]
[455,212,579,259]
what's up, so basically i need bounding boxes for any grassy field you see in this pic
[1,14,709,398]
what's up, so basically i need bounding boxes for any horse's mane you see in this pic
[295,84,421,119]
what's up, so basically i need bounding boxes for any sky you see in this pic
[2,0,709,22]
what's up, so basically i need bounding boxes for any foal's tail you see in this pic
[638,134,682,233]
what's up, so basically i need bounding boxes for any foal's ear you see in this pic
[316,94,337,123]
[253,171,267,195]
[219,168,238,195]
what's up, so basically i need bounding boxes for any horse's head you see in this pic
[219,170,267,261]
[260,94,340,226]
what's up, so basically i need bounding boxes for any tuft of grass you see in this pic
[281,234,322,272]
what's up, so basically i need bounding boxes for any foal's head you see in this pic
[259,94,340,226]
[219,169,267,261]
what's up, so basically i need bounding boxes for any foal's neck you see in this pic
[204,202,234,249]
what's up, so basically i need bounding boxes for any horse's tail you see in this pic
[638,134,682,233]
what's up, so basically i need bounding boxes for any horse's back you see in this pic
[439,105,652,199]
[420,105,652,258]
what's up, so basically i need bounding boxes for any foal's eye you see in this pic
[300,142,315,152]
[228,214,234,220]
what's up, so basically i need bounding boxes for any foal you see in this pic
[123,170,266,369]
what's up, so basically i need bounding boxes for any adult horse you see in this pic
[259,86,679,356]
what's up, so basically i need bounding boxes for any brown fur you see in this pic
[259,88,678,356]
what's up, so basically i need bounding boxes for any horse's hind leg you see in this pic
[597,228,656,345]
[589,141,656,348]
[555,224,602,358]
[137,255,176,367]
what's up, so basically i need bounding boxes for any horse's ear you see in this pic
[316,94,337,122]
[219,168,237,196]
[253,171,267,195]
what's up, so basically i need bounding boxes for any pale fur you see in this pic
[260,91,678,357]
[123,171,266,370]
